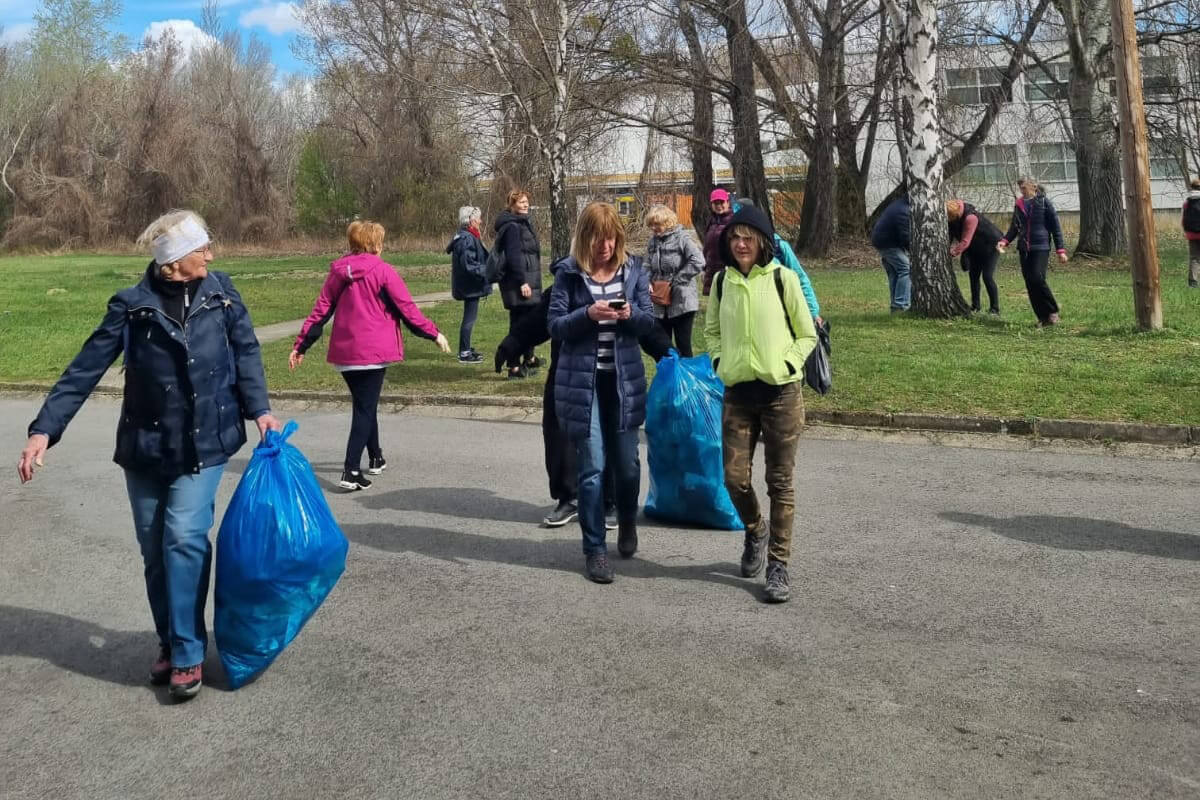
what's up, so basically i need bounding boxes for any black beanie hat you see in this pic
[719,204,776,268]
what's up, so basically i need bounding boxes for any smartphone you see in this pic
[608,299,627,310]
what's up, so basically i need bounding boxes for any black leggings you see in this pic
[341,368,386,472]
[1019,249,1060,322]
[963,251,1000,312]
[507,306,537,368]
[657,312,695,358]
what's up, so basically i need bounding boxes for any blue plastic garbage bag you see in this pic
[215,421,348,688]
[644,351,744,530]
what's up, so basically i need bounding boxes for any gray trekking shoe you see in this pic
[764,560,790,603]
[584,552,614,584]
[740,522,767,578]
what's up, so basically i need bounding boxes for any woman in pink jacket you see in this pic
[290,221,450,490]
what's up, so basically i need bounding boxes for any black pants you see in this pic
[506,306,536,368]
[1019,249,1059,322]
[341,368,386,472]
[542,371,614,506]
[459,298,479,354]
[963,251,1000,312]
[657,311,695,357]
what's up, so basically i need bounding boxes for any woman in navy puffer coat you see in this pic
[548,202,654,584]
[997,177,1069,326]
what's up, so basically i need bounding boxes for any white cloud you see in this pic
[1,21,33,44]
[239,2,302,35]
[142,19,219,53]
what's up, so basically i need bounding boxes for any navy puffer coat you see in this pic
[1002,193,1066,253]
[29,266,271,476]
[547,255,655,442]
[447,227,492,300]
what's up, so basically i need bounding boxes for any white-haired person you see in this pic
[447,205,492,363]
[17,210,282,700]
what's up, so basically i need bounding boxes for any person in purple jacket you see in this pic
[290,220,450,490]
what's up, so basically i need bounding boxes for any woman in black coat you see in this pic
[494,189,543,379]
[17,210,280,700]
[947,198,1004,314]
[997,178,1069,326]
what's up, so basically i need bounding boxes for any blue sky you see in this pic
[0,0,309,76]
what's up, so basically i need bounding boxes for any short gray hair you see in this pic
[458,206,481,226]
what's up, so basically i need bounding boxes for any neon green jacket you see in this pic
[704,261,818,387]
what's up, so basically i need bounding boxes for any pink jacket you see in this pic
[294,252,440,366]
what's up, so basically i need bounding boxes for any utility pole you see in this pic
[1109,0,1162,330]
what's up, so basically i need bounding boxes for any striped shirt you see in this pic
[584,267,626,371]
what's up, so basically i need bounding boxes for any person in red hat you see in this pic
[701,188,735,295]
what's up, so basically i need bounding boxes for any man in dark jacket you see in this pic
[870,194,911,312]
[493,190,543,378]
[495,265,671,527]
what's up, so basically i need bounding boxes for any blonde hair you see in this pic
[507,189,530,210]
[726,224,772,264]
[946,199,964,221]
[571,202,627,274]
[347,220,385,254]
[644,204,677,229]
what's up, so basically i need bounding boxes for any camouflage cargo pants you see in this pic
[722,381,805,565]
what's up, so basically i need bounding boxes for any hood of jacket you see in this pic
[719,205,776,268]
[650,225,686,248]
[329,251,383,287]
[494,210,531,233]
[446,228,475,254]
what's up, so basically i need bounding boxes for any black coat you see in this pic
[29,266,271,476]
[871,196,911,251]
[950,202,1003,261]
[447,227,492,301]
[547,256,655,441]
[494,211,542,309]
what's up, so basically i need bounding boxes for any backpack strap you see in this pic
[773,269,796,340]
[716,269,726,303]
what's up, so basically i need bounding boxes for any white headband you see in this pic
[152,216,210,266]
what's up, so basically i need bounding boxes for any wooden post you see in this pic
[1109,0,1163,330]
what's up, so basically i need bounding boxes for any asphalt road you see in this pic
[2,395,1197,799]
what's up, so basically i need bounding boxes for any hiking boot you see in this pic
[507,365,528,380]
[169,664,202,699]
[988,308,1001,315]
[1047,312,1060,325]
[149,645,171,685]
[338,470,372,491]
[764,561,791,604]
[584,552,614,584]
[605,508,618,531]
[524,355,543,372]
[543,501,578,528]
[367,456,387,475]
[740,522,767,578]
[617,522,638,558]
[458,351,484,364]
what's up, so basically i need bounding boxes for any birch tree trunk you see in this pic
[885,0,969,317]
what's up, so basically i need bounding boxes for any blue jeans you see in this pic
[879,247,911,310]
[124,464,225,667]
[575,372,641,555]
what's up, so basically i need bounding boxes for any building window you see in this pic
[946,67,1010,105]
[1025,62,1070,102]
[1141,56,1177,96]
[1149,140,1179,179]
[1028,142,1077,182]
[616,197,634,217]
[960,144,1019,184]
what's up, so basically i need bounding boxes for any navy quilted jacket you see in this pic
[1002,193,1066,253]
[547,255,655,442]
[29,266,270,476]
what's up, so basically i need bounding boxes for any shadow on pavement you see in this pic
[342,522,762,598]
[354,487,552,524]
[943,512,1200,561]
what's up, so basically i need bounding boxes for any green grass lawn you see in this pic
[0,251,452,381]
[3,244,1200,424]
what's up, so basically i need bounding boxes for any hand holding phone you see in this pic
[608,299,627,310]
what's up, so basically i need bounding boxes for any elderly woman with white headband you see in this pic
[17,209,281,701]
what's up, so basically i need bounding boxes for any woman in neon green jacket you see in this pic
[704,205,816,604]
